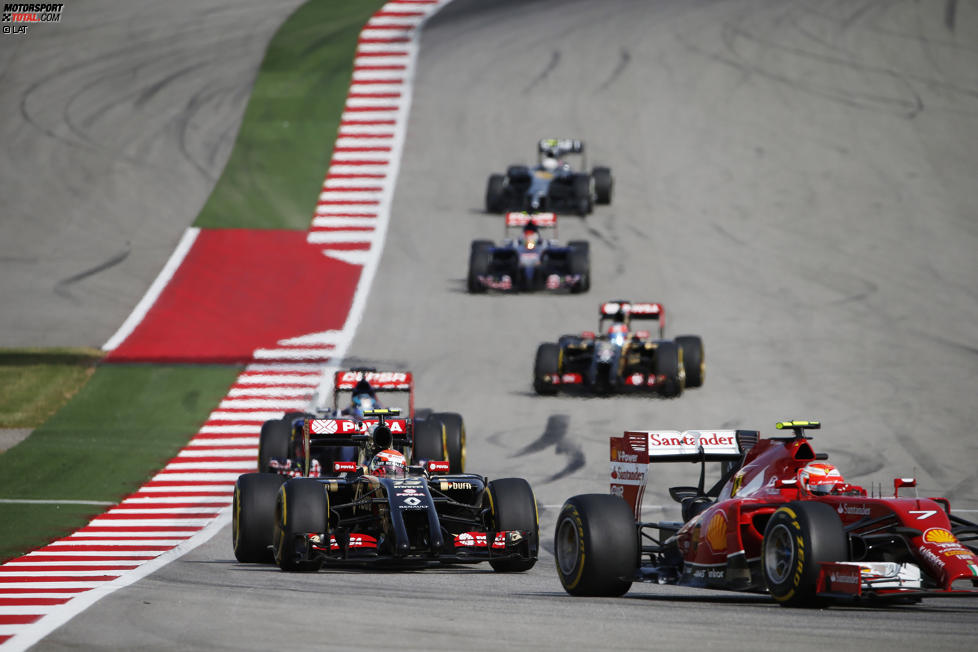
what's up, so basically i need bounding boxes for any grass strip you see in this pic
[194,0,388,230]
[0,364,240,562]
[0,348,103,429]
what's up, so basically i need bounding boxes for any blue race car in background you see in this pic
[467,212,590,294]
[485,139,612,216]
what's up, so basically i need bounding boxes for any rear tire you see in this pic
[485,174,505,212]
[762,502,848,607]
[412,417,446,464]
[533,343,561,395]
[467,240,493,293]
[572,174,592,216]
[592,167,613,204]
[568,240,590,294]
[676,335,705,388]
[258,419,291,473]
[233,473,286,563]
[273,479,327,572]
[554,494,638,596]
[654,341,684,397]
[431,412,465,473]
[487,478,539,572]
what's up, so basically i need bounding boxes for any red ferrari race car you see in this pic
[554,420,978,606]
[257,369,465,477]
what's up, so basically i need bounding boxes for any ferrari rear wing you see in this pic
[611,430,753,519]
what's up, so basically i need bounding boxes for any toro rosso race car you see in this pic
[554,420,978,606]
[533,301,704,397]
[485,139,612,216]
[257,369,465,477]
[233,408,539,573]
[468,212,590,293]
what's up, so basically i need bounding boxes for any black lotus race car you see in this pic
[533,301,705,397]
[485,139,612,216]
[468,212,590,293]
[233,409,539,572]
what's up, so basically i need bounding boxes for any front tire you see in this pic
[554,494,638,596]
[568,240,590,294]
[487,478,539,572]
[533,343,561,395]
[762,502,848,607]
[273,479,327,572]
[258,418,291,473]
[467,240,493,293]
[486,174,505,212]
[233,473,286,563]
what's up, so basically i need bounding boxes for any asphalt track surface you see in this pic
[0,0,304,347]
[17,0,978,649]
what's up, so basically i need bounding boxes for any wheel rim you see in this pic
[764,522,796,584]
[555,517,581,576]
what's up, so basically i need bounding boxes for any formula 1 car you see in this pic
[533,301,704,397]
[257,369,465,477]
[554,420,978,606]
[485,139,612,216]
[233,409,539,572]
[468,212,589,293]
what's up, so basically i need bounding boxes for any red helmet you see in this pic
[369,449,407,478]
[798,462,844,495]
[523,227,540,250]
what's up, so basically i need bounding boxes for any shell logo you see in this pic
[923,528,956,544]
[705,512,727,552]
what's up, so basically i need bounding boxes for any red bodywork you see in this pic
[610,429,978,600]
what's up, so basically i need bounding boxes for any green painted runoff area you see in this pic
[195,0,387,230]
[0,0,387,562]
[0,365,240,562]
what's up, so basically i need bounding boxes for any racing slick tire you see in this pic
[487,478,539,572]
[554,494,638,596]
[467,240,493,293]
[572,173,592,216]
[274,479,327,572]
[675,335,705,388]
[412,416,446,465]
[233,473,287,563]
[258,418,291,473]
[568,240,590,294]
[762,502,848,607]
[533,343,561,396]
[431,412,466,473]
[654,340,684,398]
[485,174,505,212]
[592,167,613,204]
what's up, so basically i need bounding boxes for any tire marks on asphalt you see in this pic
[514,414,585,483]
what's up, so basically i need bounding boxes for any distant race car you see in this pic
[233,408,539,573]
[554,420,978,606]
[533,301,704,397]
[485,139,612,216]
[256,369,465,478]
[468,212,590,293]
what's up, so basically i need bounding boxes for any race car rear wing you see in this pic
[299,411,412,476]
[505,211,557,230]
[611,430,752,519]
[330,369,415,417]
[537,138,584,156]
[599,301,666,338]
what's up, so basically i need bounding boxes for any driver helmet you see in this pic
[541,147,560,172]
[607,322,629,345]
[368,449,407,478]
[798,462,844,495]
[523,225,541,250]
